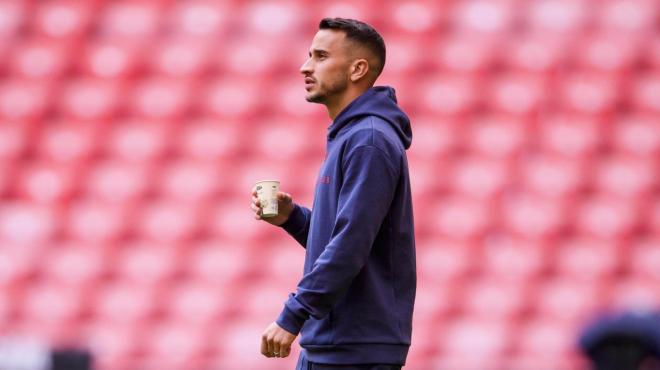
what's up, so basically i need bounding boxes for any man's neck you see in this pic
[327,86,370,121]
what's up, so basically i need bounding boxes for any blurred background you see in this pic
[0,0,659,369]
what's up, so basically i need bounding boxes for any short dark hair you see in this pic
[319,17,386,78]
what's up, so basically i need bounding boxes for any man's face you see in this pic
[300,29,351,104]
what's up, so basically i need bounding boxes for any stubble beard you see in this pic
[305,77,348,105]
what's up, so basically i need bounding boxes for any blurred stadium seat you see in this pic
[0,0,658,369]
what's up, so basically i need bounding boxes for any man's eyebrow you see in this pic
[309,48,330,56]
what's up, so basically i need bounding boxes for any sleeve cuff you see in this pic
[276,302,308,335]
[280,204,306,235]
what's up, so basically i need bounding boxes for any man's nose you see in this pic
[300,58,312,75]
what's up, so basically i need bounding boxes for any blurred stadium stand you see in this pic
[0,0,658,369]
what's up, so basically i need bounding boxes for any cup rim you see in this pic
[255,180,280,184]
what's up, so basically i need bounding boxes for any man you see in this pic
[250,18,416,369]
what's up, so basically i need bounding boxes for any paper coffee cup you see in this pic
[255,180,280,218]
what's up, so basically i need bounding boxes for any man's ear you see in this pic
[350,59,370,82]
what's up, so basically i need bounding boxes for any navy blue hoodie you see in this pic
[276,86,416,365]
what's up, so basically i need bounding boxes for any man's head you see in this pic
[300,18,386,105]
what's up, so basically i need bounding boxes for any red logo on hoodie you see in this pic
[319,175,331,184]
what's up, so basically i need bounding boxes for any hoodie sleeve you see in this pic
[280,204,312,248]
[276,145,399,334]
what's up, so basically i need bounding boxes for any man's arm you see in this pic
[280,204,312,248]
[275,145,399,334]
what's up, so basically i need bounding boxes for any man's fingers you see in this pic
[277,192,292,203]
[266,335,275,357]
[281,344,291,358]
[272,340,282,359]
[260,335,269,357]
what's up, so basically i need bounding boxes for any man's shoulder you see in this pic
[343,116,404,152]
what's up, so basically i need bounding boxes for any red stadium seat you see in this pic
[533,277,605,322]
[418,74,479,116]
[451,0,514,35]
[0,1,26,38]
[649,197,660,235]
[163,279,232,326]
[83,321,142,370]
[575,194,640,239]
[573,33,642,73]
[416,237,474,284]
[38,121,99,164]
[596,0,658,34]
[465,114,527,158]
[611,114,660,158]
[129,78,191,119]
[499,192,567,239]
[166,0,229,38]
[631,73,660,114]
[219,38,286,78]
[251,118,318,161]
[176,117,246,161]
[65,200,129,243]
[158,160,222,203]
[407,115,462,161]
[447,156,510,199]
[0,80,52,120]
[85,160,153,203]
[433,35,496,74]
[558,72,620,114]
[382,1,445,36]
[241,1,306,37]
[205,199,272,243]
[485,73,546,116]
[42,242,106,286]
[460,277,529,319]
[554,236,620,281]
[114,241,180,286]
[383,36,426,75]
[0,203,58,246]
[17,161,78,204]
[139,322,210,370]
[525,0,588,34]
[137,201,201,243]
[149,38,212,77]
[201,77,263,118]
[498,33,567,73]
[513,318,581,360]
[105,120,171,163]
[182,242,251,286]
[8,39,71,80]
[431,196,493,240]
[310,0,380,27]
[480,235,547,281]
[20,281,83,324]
[629,237,660,282]
[519,154,586,198]
[93,280,158,325]
[607,276,660,310]
[77,39,143,78]
[0,122,29,162]
[593,155,656,198]
[538,113,603,159]
[97,1,163,39]
[437,318,511,368]
[58,78,122,120]
[32,1,94,39]
[0,244,41,286]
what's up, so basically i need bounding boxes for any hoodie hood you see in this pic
[328,86,412,149]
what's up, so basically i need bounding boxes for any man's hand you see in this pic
[251,188,295,226]
[260,322,297,358]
